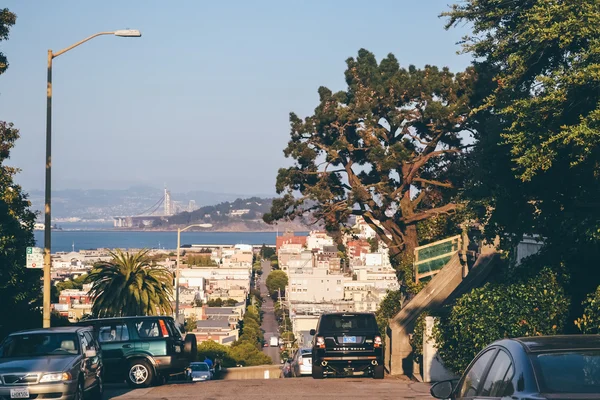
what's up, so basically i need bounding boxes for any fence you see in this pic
[414,235,461,283]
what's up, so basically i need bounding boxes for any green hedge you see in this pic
[576,285,600,334]
[432,268,569,375]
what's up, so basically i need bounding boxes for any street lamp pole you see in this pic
[42,30,141,328]
[174,223,213,321]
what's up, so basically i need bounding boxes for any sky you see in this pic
[0,0,471,195]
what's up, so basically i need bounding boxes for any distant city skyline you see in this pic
[1,0,471,195]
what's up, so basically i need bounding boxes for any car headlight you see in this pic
[39,372,71,383]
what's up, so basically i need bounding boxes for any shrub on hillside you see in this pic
[197,340,236,367]
[575,285,600,334]
[433,268,569,375]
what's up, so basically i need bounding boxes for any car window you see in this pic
[319,314,377,331]
[98,323,130,342]
[83,332,96,350]
[136,320,160,338]
[480,349,514,397]
[533,351,600,394]
[164,319,182,339]
[0,333,80,357]
[457,349,496,398]
[80,333,90,351]
[191,363,209,371]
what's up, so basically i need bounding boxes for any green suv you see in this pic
[76,316,196,388]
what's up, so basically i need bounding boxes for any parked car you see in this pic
[290,348,312,377]
[75,316,197,388]
[0,326,103,400]
[187,362,212,382]
[430,335,600,400]
[310,312,384,379]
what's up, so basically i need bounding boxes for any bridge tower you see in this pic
[164,188,173,216]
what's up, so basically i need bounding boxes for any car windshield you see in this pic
[191,363,209,372]
[0,333,80,358]
[319,314,377,332]
[533,350,600,394]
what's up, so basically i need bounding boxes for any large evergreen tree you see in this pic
[0,9,43,340]
[265,49,474,268]
[445,0,600,324]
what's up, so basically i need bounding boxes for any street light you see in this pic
[175,223,213,320]
[43,29,141,328]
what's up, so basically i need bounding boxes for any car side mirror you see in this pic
[430,380,454,399]
[85,349,97,358]
[309,329,316,336]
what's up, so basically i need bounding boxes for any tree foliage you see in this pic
[433,269,569,375]
[445,0,600,180]
[375,289,405,337]
[0,9,42,340]
[575,285,600,335]
[265,49,474,266]
[265,270,288,297]
[444,0,600,319]
[0,8,16,76]
[86,249,173,317]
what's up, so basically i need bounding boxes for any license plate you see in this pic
[10,388,30,399]
[343,336,357,344]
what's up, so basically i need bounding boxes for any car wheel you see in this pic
[90,374,104,400]
[184,334,197,362]
[126,359,155,388]
[312,365,324,379]
[373,365,384,379]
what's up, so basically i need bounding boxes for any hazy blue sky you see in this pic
[1,0,471,195]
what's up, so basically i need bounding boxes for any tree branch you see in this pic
[413,177,454,188]
[402,203,458,225]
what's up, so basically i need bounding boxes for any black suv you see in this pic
[76,316,196,387]
[310,312,384,379]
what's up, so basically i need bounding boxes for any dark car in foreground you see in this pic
[310,312,384,379]
[0,326,103,400]
[75,316,196,388]
[431,335,600,400]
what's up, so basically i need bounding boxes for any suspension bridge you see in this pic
[113,188,175,228]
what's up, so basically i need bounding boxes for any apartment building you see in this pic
[288,267,351,303]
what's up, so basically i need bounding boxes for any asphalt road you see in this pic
[106,378,433,399]
[259,259,281,364]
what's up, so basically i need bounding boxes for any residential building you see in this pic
[276,231,307,253]
[306,231,334,251]
[193,319,238,346]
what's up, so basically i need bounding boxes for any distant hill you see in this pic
[27,186,273,220]
[151,197,315,232]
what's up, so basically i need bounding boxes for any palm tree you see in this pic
[86,249,173,317]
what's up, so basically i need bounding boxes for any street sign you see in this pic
[26,247,44,269]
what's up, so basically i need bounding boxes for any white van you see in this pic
[270,336,279,347]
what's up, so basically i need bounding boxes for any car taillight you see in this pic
[159,319,170,338]
[374,335,382,348]
[316,336,325,349]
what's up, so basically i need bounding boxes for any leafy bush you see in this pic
[375,289,404,337]
[197,340,236,367]
[433,268,569,375]
[229,342,272,366]
[410,312,428,364]
[575,286,600,334]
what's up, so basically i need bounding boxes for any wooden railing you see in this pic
[414,235,461,283]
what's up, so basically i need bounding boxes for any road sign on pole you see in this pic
[26,247,44,269]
